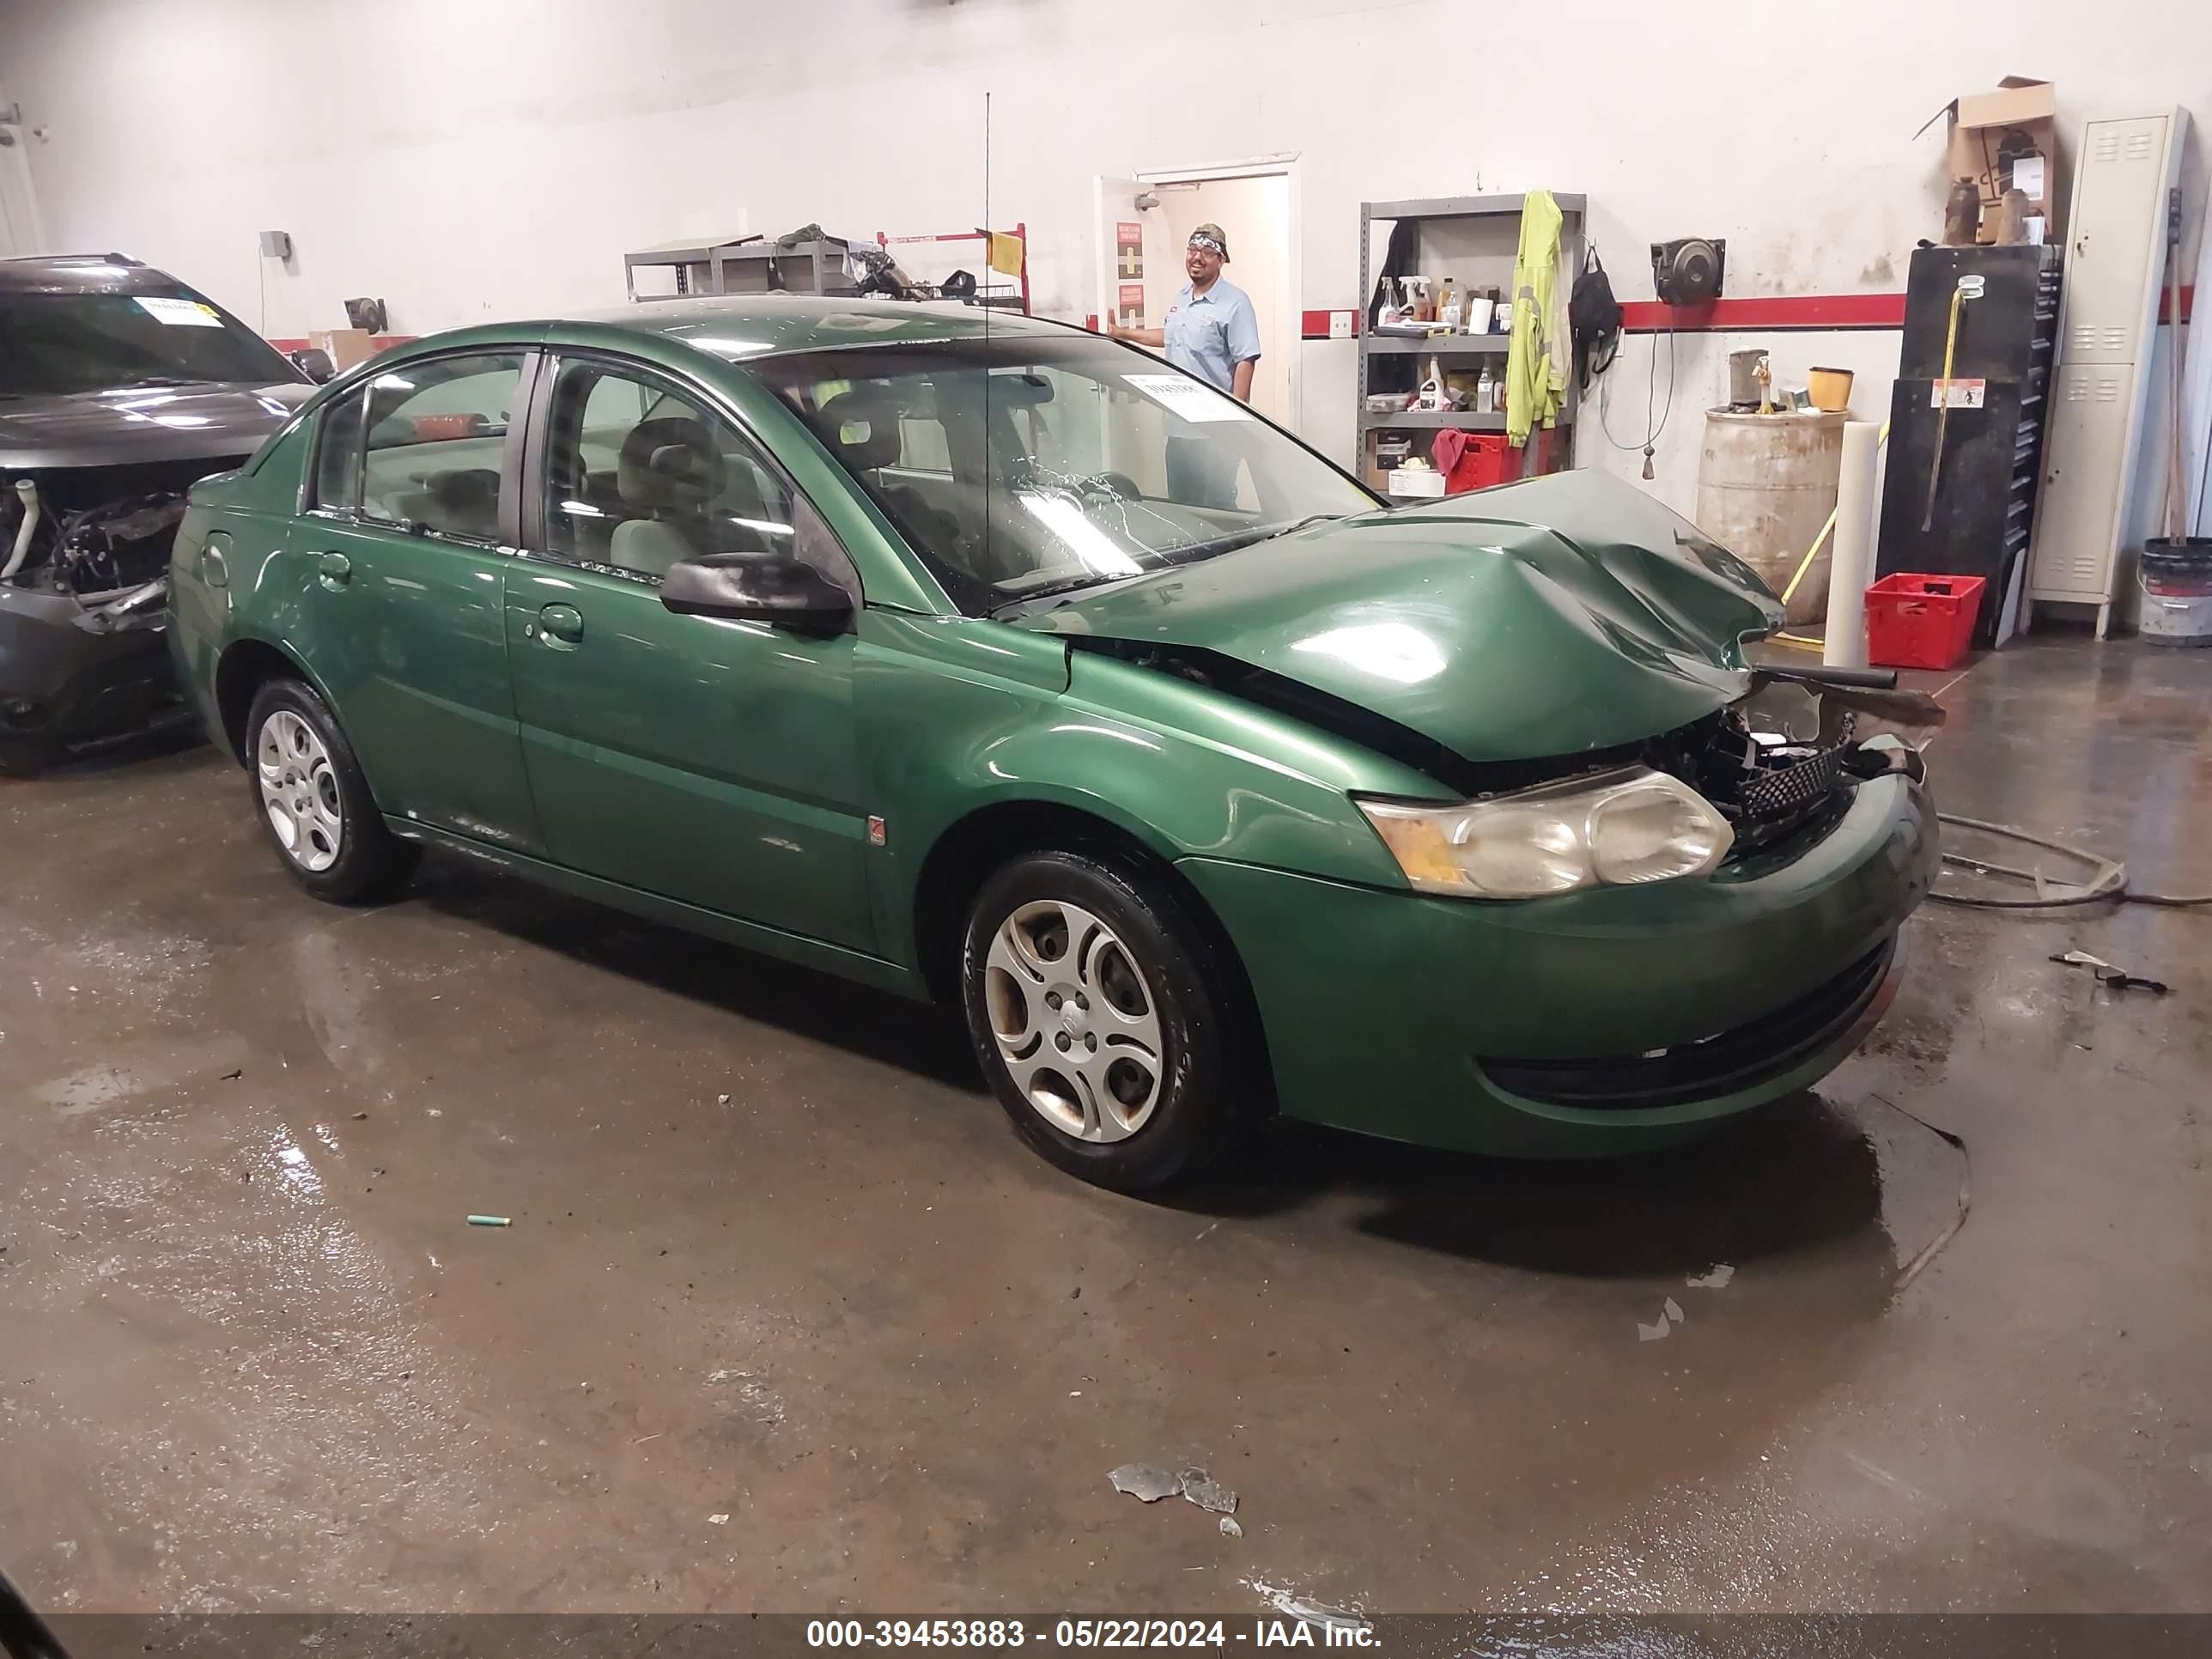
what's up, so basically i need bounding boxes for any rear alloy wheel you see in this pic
[257,709,345,873]
[244,678,419,904]
[962,851,1243,1191]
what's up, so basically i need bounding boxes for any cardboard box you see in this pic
[306,326,375,371]
[1929,76,2062,244]
[1386,465,1447,500]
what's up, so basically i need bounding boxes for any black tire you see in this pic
[960,850,1245,1192]
[243,678,419,904]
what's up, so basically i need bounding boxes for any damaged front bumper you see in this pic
[0,579,187,770]
[1177,763,1938,1158]
[1,471,211,772]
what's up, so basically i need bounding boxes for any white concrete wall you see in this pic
[3,0,2207,519]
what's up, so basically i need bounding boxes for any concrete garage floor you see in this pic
[3,636,2207,1617]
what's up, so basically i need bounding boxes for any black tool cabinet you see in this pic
[1875,244,2064,646]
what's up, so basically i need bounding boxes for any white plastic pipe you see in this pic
[1824,419,1881,671]
[3,479,39,581]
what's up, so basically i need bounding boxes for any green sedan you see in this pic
[168,297,1936,1190]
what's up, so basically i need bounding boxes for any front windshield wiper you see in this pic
[1157,512,1344,567]
[989,575,1144,617]
[988,514,1345,619]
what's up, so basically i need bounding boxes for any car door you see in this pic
[290,349,544,853]
[504,351,876,951]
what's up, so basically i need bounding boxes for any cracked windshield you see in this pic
[762,337,1373,615]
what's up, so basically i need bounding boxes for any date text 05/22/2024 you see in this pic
[805,1622,1375,1650]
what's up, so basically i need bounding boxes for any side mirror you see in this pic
[289,347,337,384]
[660,552,854,635]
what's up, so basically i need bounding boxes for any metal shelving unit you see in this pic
[1358,410,1509,431]
[1357,193,1586,488]
[625,235,858,302]
[1361,335,1511,356]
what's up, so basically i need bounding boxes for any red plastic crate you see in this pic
[1431,428,1561,495]
[1863,573,1984,671]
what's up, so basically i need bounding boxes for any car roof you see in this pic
[558,294,1075,360]
[0,253,182,295]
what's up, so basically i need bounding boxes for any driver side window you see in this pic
[539,360,801,581]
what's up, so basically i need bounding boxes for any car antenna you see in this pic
[982,88,994,589]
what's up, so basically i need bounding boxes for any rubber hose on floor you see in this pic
[1932,812,2212,910]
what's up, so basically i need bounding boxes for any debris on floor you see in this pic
[1872,1093,1972,1292]
[1218,1516,1243,1538]
[1108,1463,1238,1514]
[2050,950,2172,994]
[1178,1468,1237,1514]
[1687,1264,1735,1289]
[466,1214,512,1228]
[1244,1579,1370,1632]
[1109,1464,1182,1503]
[1664,1297,1685,1324]
[708,1513,729,1526]
[1636,1315,1672,1342]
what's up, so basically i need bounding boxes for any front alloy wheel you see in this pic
[983,899,1165,1143]
[961,851,1248,1191]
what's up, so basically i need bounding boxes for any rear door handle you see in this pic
[317,550,352,588]
[538,603,585,644]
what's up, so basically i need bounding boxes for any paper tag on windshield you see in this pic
[135,296,224,327]
[1122,373,1252,423]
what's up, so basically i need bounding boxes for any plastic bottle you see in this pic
[1475,362,1495,415]
[1378,277,1404,328]
[1437,278,1462,332]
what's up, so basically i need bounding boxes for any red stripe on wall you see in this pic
[1616,295,1907,332]
[267,335,417,354]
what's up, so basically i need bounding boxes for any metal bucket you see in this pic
[1696,410,1847,624]
[1728,349,1768,408]
[2139,538,2212,646]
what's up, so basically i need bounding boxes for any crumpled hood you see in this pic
[0,381,309,470]
[1020,469,1784,764]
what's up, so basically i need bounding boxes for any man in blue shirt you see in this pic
[1108,222,1262,507]
[1110,222,1263,399]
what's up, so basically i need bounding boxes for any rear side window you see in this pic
[311,353,525,543]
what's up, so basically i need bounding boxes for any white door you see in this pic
[1093,175,1170,332]
[2180,171,2212,533]
[2062,116,2171,365]
[2032,362,2134,599]
[0,114,43,258]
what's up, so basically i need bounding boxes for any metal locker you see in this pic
[2027,108,2188,636]
[2036,364,2135,597]
[2061,116,2170,364]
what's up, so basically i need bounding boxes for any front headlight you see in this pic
[1357,767,1733,899]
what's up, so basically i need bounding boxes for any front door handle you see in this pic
[538,603,585,644]
[317,550,352,588]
